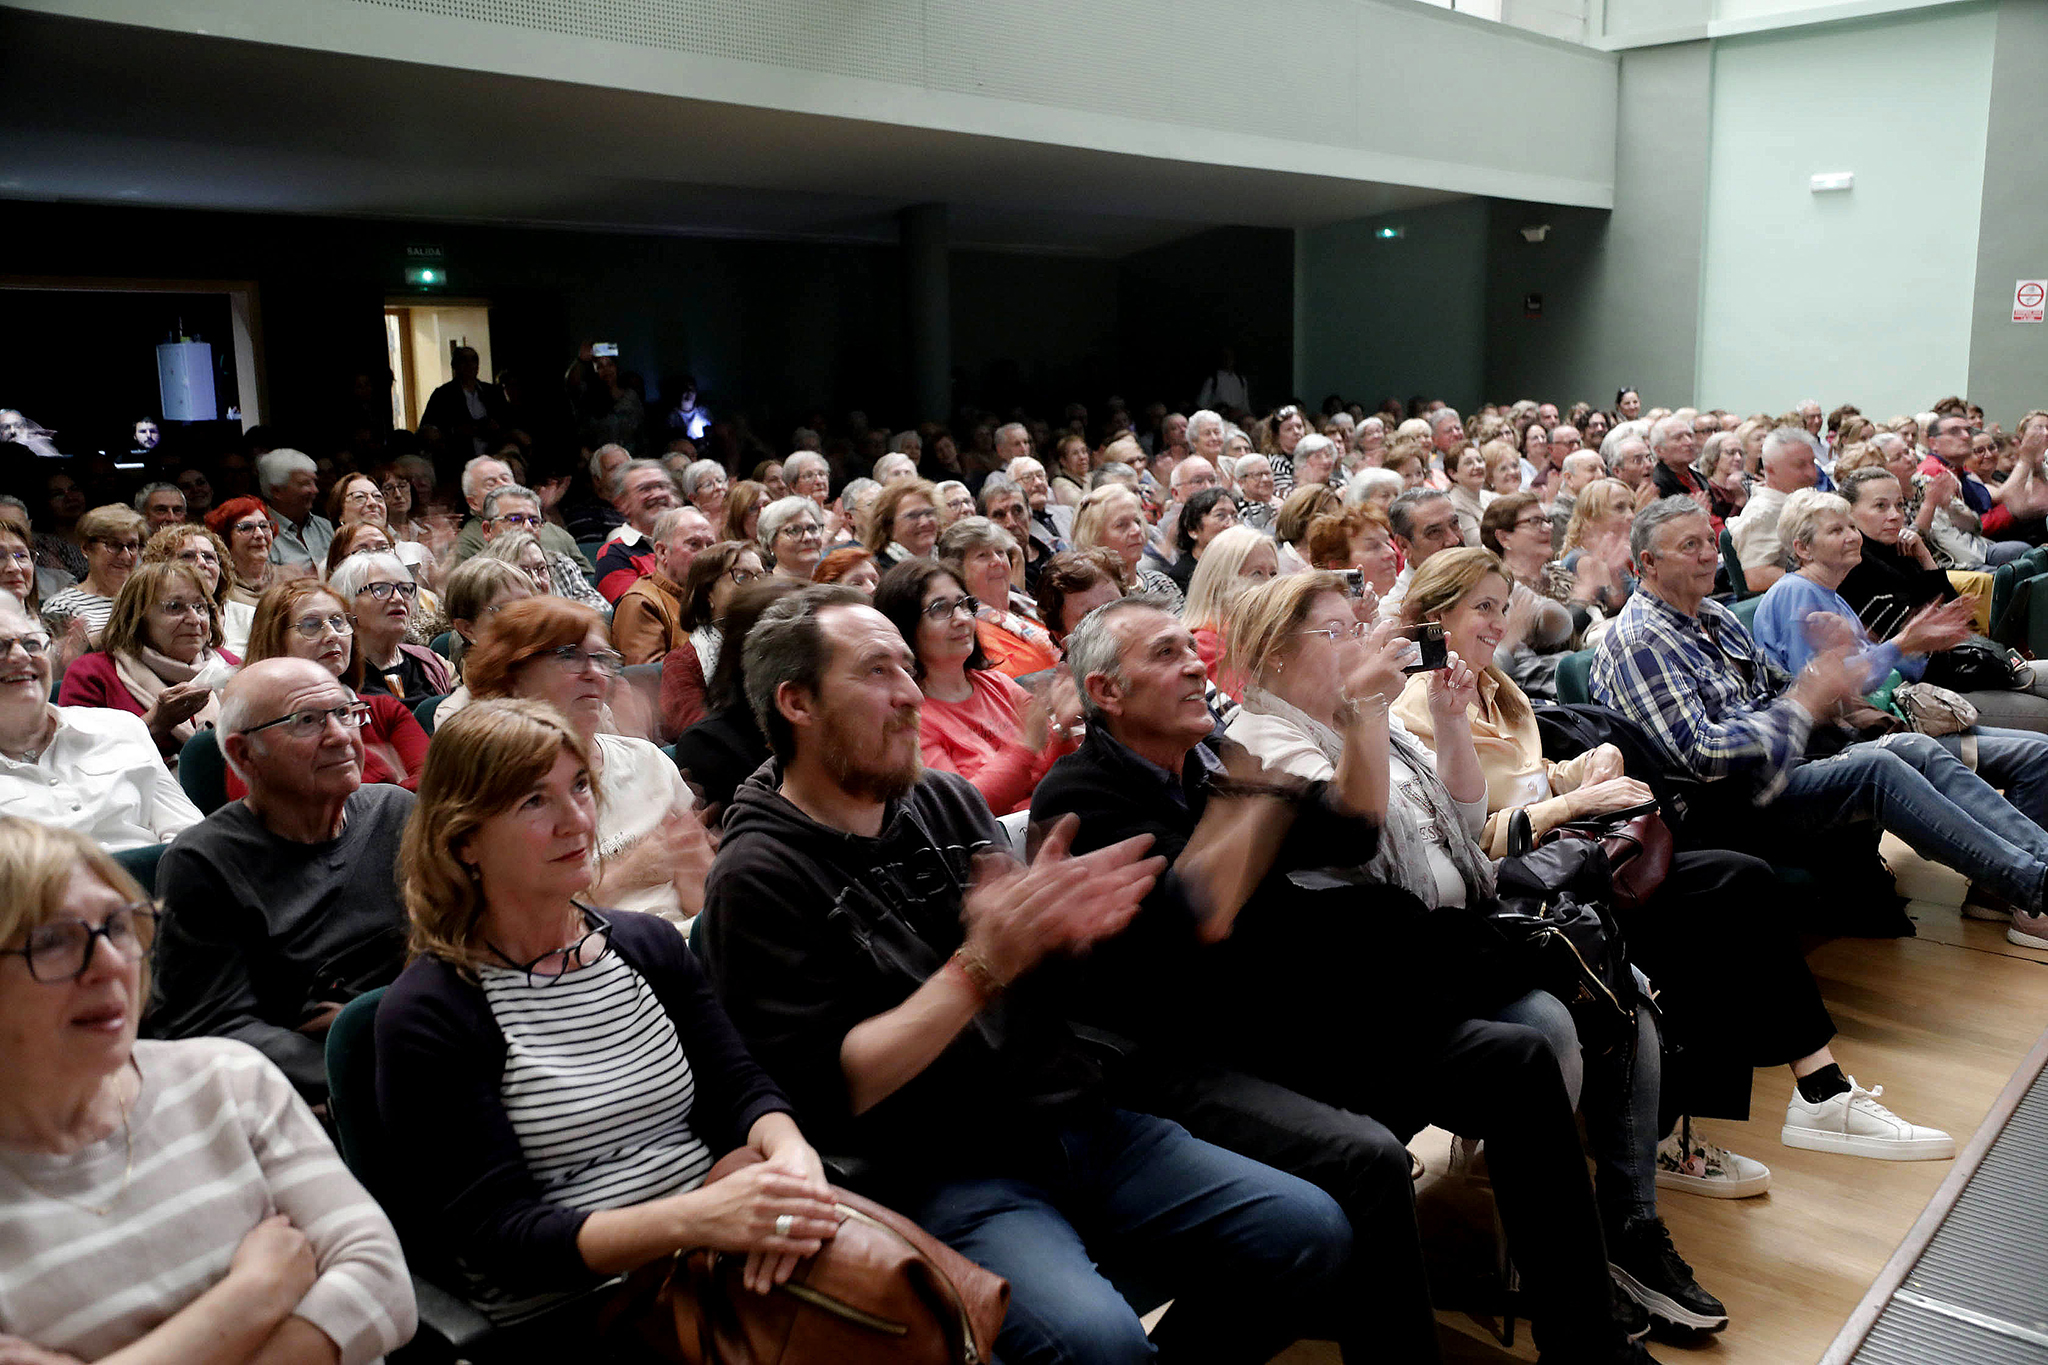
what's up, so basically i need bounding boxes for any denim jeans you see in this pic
[902,1108,1352,1365]
[1494,985,1661,1235]
[1935,723,2048,828]
[1774,730,2048,909]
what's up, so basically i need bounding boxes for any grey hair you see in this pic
[790,427,822,452]
[1629,496,1711,563]
[1064,593,1177,725]
[1761,426,1822,467]
[1359,416,1386,434]
[1187,410,1225,443]
[937,515,1014,563]
[480,483,537,520]
[460,454,511,502]
[839,477,880,511]
[1603,435,1651,474]
[1387,486,1450,540]
[1006,456,1046,482]
[743,584,870,764]
[327,549,412,603]
[254,448,315,494]
[978,475,1023,513]
[132,481,182,513]
[1796,399,1822,415]
[678,458,726,498]
[479,529,542,572]
[1344,467,1402,508]
[873,452,918,484]
[1090,463,1138,490]
[782,451,829,490]
[587,443,633,486]
[1170,457,1216,493]
[1870,432,1910,458]
[1599,420,1651,464]
[1648,415,1694,454]
[608,457,669,502]
[1234,453,1272,477]
[994,422,1029,449]
[1778,489,1852,567]
[650,505,709,543]
[1428,408,1464,431]
[756,495,820,551]
[889,430,921,454]
[1291,435,1336,468]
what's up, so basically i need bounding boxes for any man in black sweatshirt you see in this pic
[698,584,1353,1365]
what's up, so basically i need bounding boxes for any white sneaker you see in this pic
[1781,1078,1955,1161]
[1655,1117,1772,1198]
[1961,887,2013,923]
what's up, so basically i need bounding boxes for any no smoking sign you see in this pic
[2016,279,2046,324]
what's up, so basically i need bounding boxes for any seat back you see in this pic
[1719,528,1750,599]
[414,693,447,734]
[324,987,390,1196]
[1555,649,1596,706]
[177,728,230,815]
[429,630,454,660]
[1730,594,1763,632]
[111,842,168,897]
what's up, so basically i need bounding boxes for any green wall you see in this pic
[1968,0,2048,427]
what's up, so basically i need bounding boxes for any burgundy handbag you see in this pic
[1545,800,1673,911]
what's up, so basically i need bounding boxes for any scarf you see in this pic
[976,602,1055,656]
[689,624,722,681]
[115,645,224,747]
[1240,686,1494,908]
[226,567,269,608]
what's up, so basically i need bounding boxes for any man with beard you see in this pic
[697,585,1355,1365]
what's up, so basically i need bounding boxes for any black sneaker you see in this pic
[1609,1216,1728,1333]
[1611,1272,1651,1341]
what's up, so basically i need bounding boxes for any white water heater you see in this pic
[157,341,217,422]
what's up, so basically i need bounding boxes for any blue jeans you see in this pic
[1494,985,1661,1234]
[1937,724,2048,829]
[1776,730,2048,910]
[903,1109,1352,1365]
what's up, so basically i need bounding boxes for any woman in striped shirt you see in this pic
[375,699,838,1313]
[0,817,415,1364]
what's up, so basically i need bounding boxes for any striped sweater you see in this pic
[0,1037,415,1363]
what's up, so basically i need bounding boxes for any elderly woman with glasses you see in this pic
[937,516,1058,679]
[205,495,278,636]
[141,521,242,653]
[58,561,237,758]
[327,471,438,588]
[43,504,148,642]
[756,494,825,582]
[873,558,1079,816]
[466,598,711,926]
[230,579,429,799]
[327,551,451,702]
[374,701,832,1319]
[0,816,416,1363]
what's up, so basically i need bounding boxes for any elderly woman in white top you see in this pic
[0,816,415,1362]
[756,495,825,582]
[679,458,730,527]
[1235,454,1280,533]
[0,592,203,850]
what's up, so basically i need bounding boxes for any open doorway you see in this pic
[384,301,492,431]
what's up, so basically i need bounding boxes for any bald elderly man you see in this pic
[149,658,412,1103]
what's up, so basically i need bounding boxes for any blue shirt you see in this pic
[1750,572,1919,692]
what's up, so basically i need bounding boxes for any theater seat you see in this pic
[1555,650,1595,706]
[111,842,168,897]
[413,694,448,735]
[1719,528,1750,599]
[177,728,230,815]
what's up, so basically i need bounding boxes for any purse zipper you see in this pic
[834,1204,985,1364]
[776,1281,910,1336]
[1531,913,1627,1017]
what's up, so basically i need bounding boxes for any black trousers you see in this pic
[1619,848,1838,1121]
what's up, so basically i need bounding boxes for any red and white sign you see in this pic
[2016,279,2046,324]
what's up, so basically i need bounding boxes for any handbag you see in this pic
[1489,811,1638,1054]
[1891,682,1979,737]
[1544,799,1672,910]
[1922,635,2030,693]
[606,1149,1009,1365]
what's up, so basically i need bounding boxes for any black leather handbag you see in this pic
[1489,810,1638,1053]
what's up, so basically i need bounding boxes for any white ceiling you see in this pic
[0,10,1466,256]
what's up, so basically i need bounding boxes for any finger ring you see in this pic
[774,1214,795,1238]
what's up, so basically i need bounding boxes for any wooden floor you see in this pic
[1270,840,2048,1365]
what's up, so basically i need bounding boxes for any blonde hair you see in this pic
[1560,478,1637,553]
[1181,526,1274,632]
[77,503,147,547]
[1224,569,1349,683]
[98,560,222,660]
[0,816,150,993]
[1072,484,1140,555]
[400,699,594,970]
[1399,546,1531,729]
[1831,441,1886,478]
[1779,489,1853,567]
[141,523,232,609]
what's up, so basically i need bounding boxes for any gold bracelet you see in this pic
[949,948,1008,1001]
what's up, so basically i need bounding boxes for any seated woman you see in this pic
[480,527,612,613]
[432,556,536,730]
[860,477,942,570]
[1464,492,1581,700]
[43,503,145,642]
[326,551,452,703]
[1050,433,1091,508]
[938,515,1058,679]
[812,545,881,594]
[756,495,825,582]
[1753,490,2048,849]
[670,579,802,811]
[1394,548,1947,1184]
[1073,484,1179,607]
[1273,484,1341,575]
[1554,478,1640,636]
[0,515,89,678]
[1235,453,1280,532]
[1033,549,1128,652]
[234,580,430,796]
[874,558,1078,817]
[0,591,203,848]
[657,539,765,733]
[1305,506,1401,600]
[327,472,436,588]
[1220,572,1720,1343]
[142,521,234,649]
[374,702,833,1318]
[59,561,235,759]
[1166,488,1241,595]
[0,815,415,1360]
[1182,525,1278,700]
[721,479,769,544]
[206,496,277,656]
[467,598,710,926]
[1834,466,2048,732]
[1446,445,1493,546]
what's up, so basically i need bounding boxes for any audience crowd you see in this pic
[5,370,2046,1365]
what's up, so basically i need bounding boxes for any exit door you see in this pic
[384,301,493,431]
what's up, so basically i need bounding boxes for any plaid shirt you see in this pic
[1588,588,1813,803]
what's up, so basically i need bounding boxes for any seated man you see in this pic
[699,585,1354,1365]
[150,657,413,1103]
[450,457,595,574]
[1034,596,1653,1362]
[594,458,682,601]
[1593,496,2048,956]
[1727,427,1821,593]
[613,506,716,665]
[474,481,609,609]
[0,590,203,851]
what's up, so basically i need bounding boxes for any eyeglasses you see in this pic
[547,644,624,676]
[488,512,542,528]
[241,700,373,739]
[776,521,822,540]
[0,632,53,658]
[1512,516,1550,532]
[1298,622,1368,642]
[290,613,353,639]
[1,549,31,567]
[487,907,612,989]
[231,519,271,537]
[728,567,761,586]
[343,488,385,505]
[379,480,410,496]
[356,580,418,602]
[176,548,220,567]
[897,507,939,525]
[154,599,210,619]
[3,902,157,984]
[922,593,980,622]
[93,540,143,554]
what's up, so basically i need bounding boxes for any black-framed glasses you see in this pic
[357,580,418,602]
[289,613,353,640]
[922,593,980,622]
[488,512,542,528]
[3,902,157,984]
[487,906,612,988]
[241,700,373,740]
[1512,516,1551,532]
[728,567,761,586]
[776,520,822,540]
[0,632,53,658]
[93,539,143,554]
[547,644,624,676]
